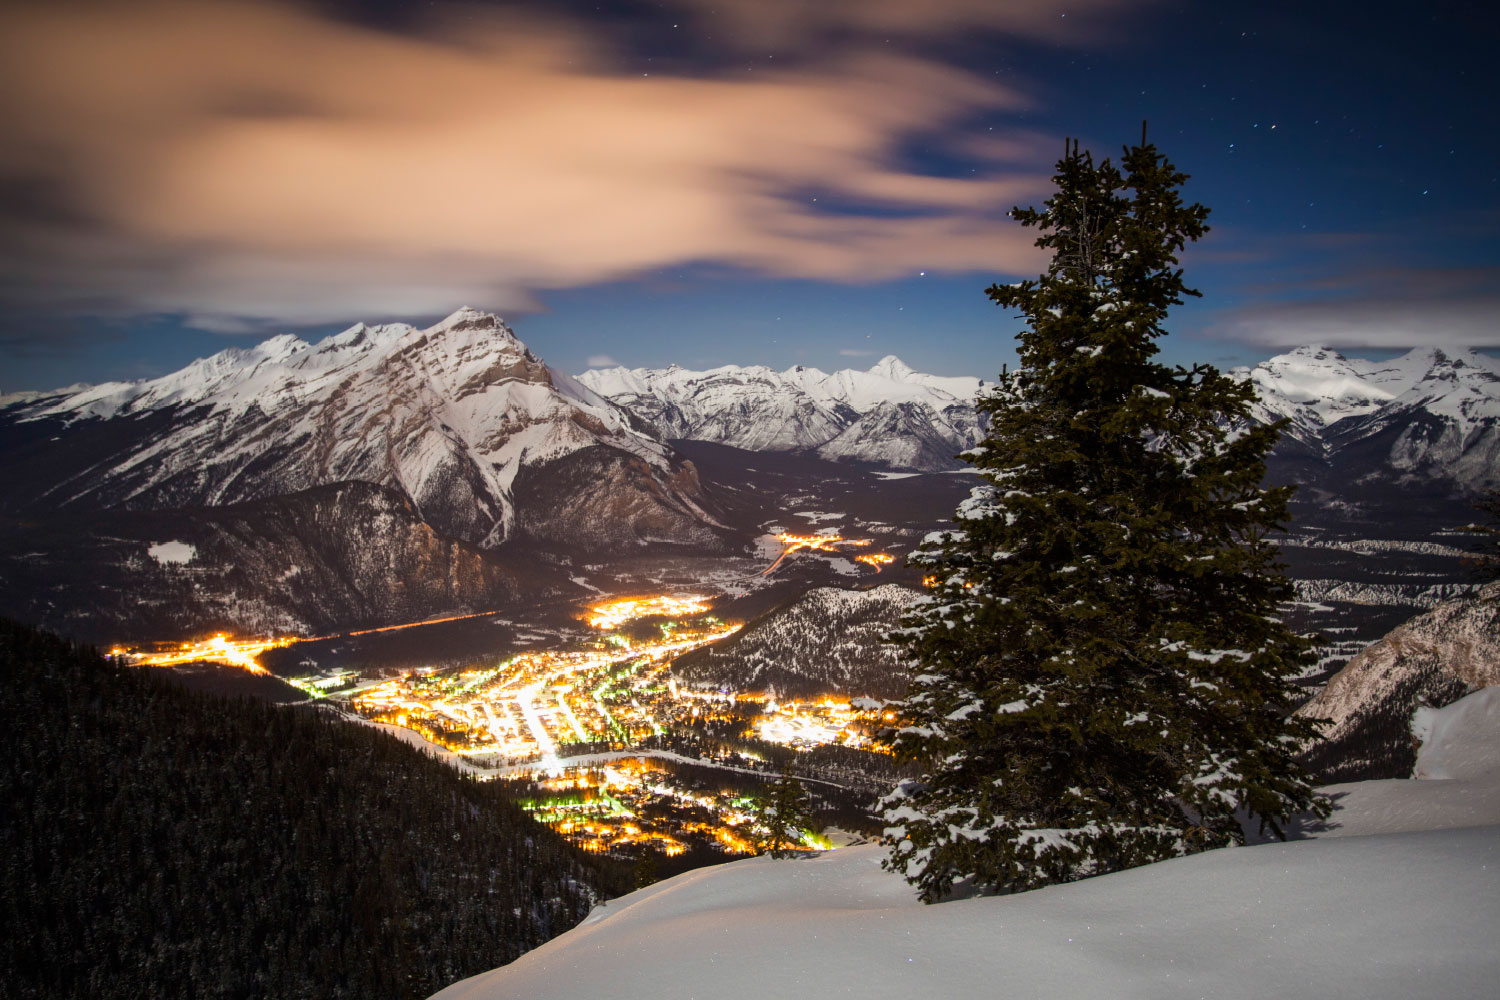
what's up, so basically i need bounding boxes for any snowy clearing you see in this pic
[147,540,196,565]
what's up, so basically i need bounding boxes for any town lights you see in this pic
[112,633,294,673]
[762,532,892,574]
[587,595,711,630]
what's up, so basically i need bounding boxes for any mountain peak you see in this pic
[429,306,509,333]
[253,332,310,362]
[869,355,914,379]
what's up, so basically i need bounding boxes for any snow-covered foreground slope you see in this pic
[434,688,1500,1000]
[436,832,1497,1000]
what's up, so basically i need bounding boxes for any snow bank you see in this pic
[435,827,1497,1000]
[1413,686,1500,781]
[1303,687,1500,838]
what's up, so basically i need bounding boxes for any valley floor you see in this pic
[432,690,1500,1000]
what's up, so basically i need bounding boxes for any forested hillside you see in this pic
[0,620,627,1000]
[672,584,920,699]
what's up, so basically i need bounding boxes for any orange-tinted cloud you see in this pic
[0,0,1138,327]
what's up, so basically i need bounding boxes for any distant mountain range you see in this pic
[584,345,1500,492]
[578,357,983,473]
[2,312,1494,641]
[1238,345,1500,495]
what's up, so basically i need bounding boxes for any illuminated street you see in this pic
[334,596,753,763]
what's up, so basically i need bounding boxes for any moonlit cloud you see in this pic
[1212,298,1500,350]
[0,0,1104,330]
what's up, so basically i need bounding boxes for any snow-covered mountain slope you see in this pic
[577,358,982,472]
[671,584,921,699]
[0,308,725,550]
[1297,581,1500,782]
[582,344,1498,488]
[1238,344,1500,493]
[433,710,1500,1000]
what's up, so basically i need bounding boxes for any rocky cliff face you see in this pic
[0,481,557,642]
[1297,581,1500,781]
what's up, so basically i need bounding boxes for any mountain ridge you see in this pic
[582,344,1500,490]
[577,356,984,472]
[0,308,725,551]
[1235,344,1500,493]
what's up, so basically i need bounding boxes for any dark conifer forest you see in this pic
[0,620,628,1000]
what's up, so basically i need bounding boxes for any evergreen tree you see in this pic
[881,131,1328,903]
[754,760,818,858]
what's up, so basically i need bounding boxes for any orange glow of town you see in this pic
[110,634,294,674]
[763,532,892,575]
[586,594,711,630]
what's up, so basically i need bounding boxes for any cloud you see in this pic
[1208,263,1500,350]
[1211,297,1500,350]
[838,348,875,357]
[669,0,1142,48]
[0,0,1099,330]
[586,354,620,368]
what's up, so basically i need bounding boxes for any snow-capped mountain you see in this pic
[0,308,725,551]
[1238,344,1500,493]
[577,357,983,472]
[584,344,1499,489]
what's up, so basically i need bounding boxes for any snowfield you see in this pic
[433,689,1500,1000]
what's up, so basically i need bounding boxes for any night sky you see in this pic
[1,0,1495,391]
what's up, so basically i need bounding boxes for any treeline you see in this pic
[0,620,629,1000]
